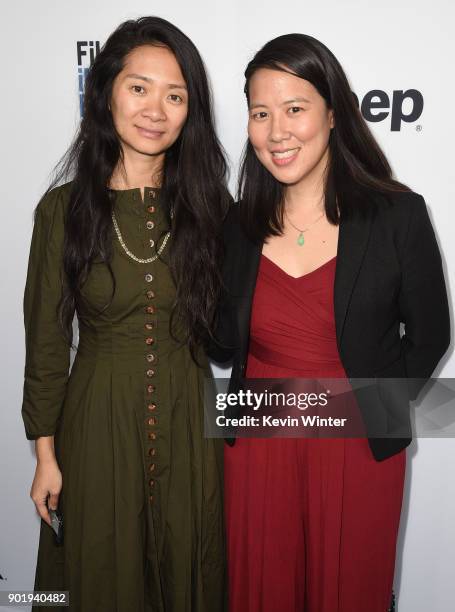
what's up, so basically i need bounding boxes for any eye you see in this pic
[251,111,268,121]
[288,106,303,114]
[131,85,146,94]
[168,94,184,103]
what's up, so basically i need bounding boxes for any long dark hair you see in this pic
[44,16,230,357]
[238,33,409,242]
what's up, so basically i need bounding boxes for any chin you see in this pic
[267,166,306,185]
[132,142,168,157]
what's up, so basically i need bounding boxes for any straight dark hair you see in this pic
[43,16,230,358]
[238,33,409,242]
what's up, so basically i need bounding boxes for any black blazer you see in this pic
[209,189,450,461]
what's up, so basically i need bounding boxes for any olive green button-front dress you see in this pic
[22,183,226,612]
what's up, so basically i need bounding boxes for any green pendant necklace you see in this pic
[285,210,325,246]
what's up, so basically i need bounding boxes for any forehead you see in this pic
[120,44,185,81]
[248,68,318,101]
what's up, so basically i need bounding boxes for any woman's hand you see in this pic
[31,436,62,526]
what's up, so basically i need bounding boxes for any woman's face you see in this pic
[247,68,334,188]
[110,44,188,161]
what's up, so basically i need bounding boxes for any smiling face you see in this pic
[247,68,334,191]
[110,44,188,164]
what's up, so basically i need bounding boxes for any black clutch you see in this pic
[49,508,64,546]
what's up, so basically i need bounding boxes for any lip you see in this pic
[136,126,165,139]
[270,147,300,167]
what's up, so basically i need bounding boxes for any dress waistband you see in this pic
[73,322,161,375]
[248,338,346,377]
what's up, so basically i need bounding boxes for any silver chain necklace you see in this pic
[111,212,171,264]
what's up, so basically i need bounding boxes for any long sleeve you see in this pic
[206,288,238,363]
[398,194,450,399]
[205,204,239,364]
[22,185,73,440]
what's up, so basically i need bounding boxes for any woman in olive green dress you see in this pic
[22,16,229,611]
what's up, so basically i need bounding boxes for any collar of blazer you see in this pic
[232,203,374,357]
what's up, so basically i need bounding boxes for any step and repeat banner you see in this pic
[0,1,453,610]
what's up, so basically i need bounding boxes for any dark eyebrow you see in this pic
[168,83,187,90]
[249,96,311,111]
[283,97,312,105]
[124,73,187,90]
[249,103,268,111]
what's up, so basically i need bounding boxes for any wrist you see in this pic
[35,436,56,463]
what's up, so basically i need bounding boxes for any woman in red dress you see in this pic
[210,34,450,611]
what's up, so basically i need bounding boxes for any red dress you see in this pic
[224,254,405,612]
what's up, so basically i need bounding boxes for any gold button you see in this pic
[147,384,155,393]
[149,239,155,248]
[145,273,153,283]
[147,205,155,213]
[146,221,155,230]
[146,354,154,363]
[148,417,156,426]
[149,448,156,456]
[148,403,156,411]
[146,369,155,377]
[146,306,155,314]
[149,494,154,502]
[149,190,156,199]
[148,432,156,440]
[149,479,155,487]
[149,464,155,472]
[145,323,154,330]
[145,337,155,346]
[146,290,155,299]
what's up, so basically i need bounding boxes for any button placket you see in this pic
[146,192,157,249]
[143,210,159,504]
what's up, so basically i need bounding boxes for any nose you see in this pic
[269,113,291,143]
[142,94,166,122]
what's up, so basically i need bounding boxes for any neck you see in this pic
[110,147,164,194]
[285,188,324,216]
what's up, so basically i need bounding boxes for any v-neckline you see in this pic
[261,254,337,280]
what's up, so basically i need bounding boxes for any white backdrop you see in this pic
[0,1,454,610]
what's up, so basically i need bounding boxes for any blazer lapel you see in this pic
[334,209,373,347]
